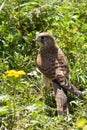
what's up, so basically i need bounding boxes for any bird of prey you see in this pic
[35,32,84,116]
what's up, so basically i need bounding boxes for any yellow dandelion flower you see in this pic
[14,73,20,78]
[4,70,26,78]
[5,70,16,77]
[17,70,26,76]
[76,118,87,128]
[5,70,15,74]
[7,73,15,77]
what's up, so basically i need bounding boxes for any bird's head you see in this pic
[35,32,56,47]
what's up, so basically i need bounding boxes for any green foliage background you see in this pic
[0,0,87,129]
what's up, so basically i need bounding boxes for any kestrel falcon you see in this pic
[35,32,84,116]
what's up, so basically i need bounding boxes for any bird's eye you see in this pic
[41,36,44,40]
[41,36,45,44]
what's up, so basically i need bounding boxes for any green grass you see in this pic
[0,0,87,129]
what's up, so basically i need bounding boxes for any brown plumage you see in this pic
[35,32,84,115]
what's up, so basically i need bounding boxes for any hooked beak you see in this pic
[34,38,41,43]
[34,39,38,43]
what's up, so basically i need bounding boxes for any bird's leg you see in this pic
[53,82,68,116]
[63,102,69,115]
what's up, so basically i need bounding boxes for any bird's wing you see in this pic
[55,48,84,99]
[56,47,69,77]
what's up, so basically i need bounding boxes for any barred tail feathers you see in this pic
[53,79,84,100]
